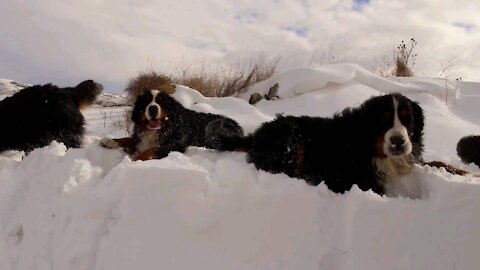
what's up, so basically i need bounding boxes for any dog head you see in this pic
[131,89,168,130]
[75,80,103,103]
[363,93,424,159]
[457,135,480,167]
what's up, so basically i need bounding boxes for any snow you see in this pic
[2,64,480,270]
[0,79,30,98]
[93,93,128,107]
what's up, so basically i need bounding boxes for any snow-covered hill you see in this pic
[93,92,128,107]
[0,79,30,97]
[1,64,480,270]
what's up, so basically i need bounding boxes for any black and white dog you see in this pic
[101,89,244,160]
[220,93,425,195]
[0,80,102,153]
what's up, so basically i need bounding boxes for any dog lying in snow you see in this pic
[100,88,244,160]
[219,93,475,194]
[0,80,102,153]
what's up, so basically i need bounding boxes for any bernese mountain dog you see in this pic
[0,80,102,153]
[100,88,244,160]
[220,93,425,195]
[457,135,480,168]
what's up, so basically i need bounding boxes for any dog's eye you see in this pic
[398,109,412,124]
[398,110,409,117]
[381,111,392,123]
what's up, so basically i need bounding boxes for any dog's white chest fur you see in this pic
[136,130,158,153]
[374,155,413,184]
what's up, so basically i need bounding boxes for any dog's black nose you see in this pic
[148,105,159,119]
[390,135,406,147]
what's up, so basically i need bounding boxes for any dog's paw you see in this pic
[100,137,120,149]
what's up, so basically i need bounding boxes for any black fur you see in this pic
[457,135,480,167]
[220,93,425,195]
[130,90,244,159]
[0,80,102,153]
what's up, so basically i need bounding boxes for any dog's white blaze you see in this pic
[145,89,161,120]
[376,96,415,187]
[383,96,412,157]
[136,130,158,153]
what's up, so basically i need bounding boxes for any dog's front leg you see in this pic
[423,161,469,176]
[100,137,136,154]
[132,141,188,161]
[132,148,159,161]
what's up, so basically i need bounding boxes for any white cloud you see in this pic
[0,0,479,92]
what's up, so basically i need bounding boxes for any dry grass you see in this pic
[374,38,418,78]
[125,55,278,99]
[394,57,413,77]
[394,38,417,77]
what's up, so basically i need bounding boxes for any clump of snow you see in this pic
[0,79,30,99]
[1,64,480,269]
[0,79,30,91]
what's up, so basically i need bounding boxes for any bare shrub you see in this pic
[101,110,108,128]
[436,56,462,105]
[394,38,417,77]
[124,108,133,134]
[373,55,395,78]
[372,38,418,78]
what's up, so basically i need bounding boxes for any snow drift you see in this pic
[1,64,480,270]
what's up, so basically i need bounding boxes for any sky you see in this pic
[1,0,479,93]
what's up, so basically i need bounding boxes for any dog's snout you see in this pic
[147,105,160,119]
[390,135,406,147]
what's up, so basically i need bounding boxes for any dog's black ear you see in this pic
[76,80,95,89]
[157,91,183,111]
[131,97,144,124]
[72,80,103,106]
[410,100,424,158]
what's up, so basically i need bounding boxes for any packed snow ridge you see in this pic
[1,63,480,270]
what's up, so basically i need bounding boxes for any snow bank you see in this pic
[2,64,480,269]
[241,63,463,102]
[2,143,480,270]
[0,79,30,99]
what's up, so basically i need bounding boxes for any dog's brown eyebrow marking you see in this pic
[398,109,409,117]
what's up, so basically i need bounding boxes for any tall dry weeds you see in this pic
[126,55,278,98]
[394,38,417,77]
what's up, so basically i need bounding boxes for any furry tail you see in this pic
[71,80,103,107]
[213,134,253,152]
[205,118,253,151]
[457,135,480,167]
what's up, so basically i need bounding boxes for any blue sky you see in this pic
[353,0,370,10]
[355,0,370,4]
